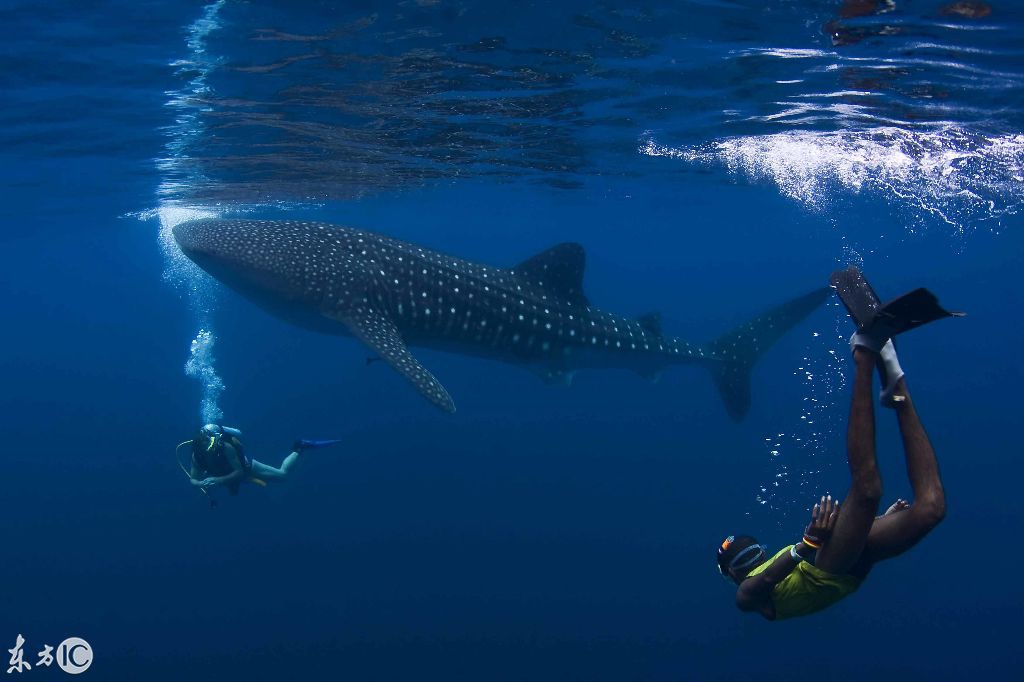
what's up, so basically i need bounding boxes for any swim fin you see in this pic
[831,265,963,406]
[829,266,964,334]
[293,438,343,452]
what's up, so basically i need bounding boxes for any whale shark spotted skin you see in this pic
[173,219,828,417]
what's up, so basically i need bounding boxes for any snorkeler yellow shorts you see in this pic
[750,545,862,620]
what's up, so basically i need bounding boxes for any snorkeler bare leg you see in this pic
[825,266,956,571]
[854,377,946,566]
[813,346,882,575]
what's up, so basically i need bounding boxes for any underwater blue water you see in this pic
[2,1,1023,679]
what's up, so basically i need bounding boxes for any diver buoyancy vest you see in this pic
[192,435,248,477]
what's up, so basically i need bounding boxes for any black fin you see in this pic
[830,265,881,328]
[636,312,663,337]
[875,288,965,334]
[512,243,588,305]
[830,265,964,333]
[707,287,831,420]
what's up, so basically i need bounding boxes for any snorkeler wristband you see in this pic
[790,545,805,562]
[802,535,822,549]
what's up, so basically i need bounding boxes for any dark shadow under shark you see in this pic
[173,219,829,418]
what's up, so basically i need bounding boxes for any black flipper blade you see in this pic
[330,309,456,413]
[875,288,965,335]
[829,265,881,328]
[830,265,964,333]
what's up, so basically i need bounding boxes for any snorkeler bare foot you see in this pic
[715,267,960,621]
[176,424,343,506]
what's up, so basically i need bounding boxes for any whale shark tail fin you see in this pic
[707,287,831,421]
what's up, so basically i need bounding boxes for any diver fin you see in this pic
[707,287,831,421]
[830,265,964,333]
[330,309,456,413]
[512,243,589,305]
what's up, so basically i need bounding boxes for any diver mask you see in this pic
[199,424,242,451]
[717,536,768,577]
[200,424,223,452]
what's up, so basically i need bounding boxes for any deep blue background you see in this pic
[2,1,1023,680]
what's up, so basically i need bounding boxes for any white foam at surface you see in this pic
[640,127,1024,234]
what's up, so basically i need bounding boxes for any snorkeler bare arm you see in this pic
[736,496,839,612]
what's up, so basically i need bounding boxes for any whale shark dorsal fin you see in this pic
[636,312,662,337]
[328,309,456,413]
[512,243,589,305]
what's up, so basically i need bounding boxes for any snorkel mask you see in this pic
[717,535,768,578]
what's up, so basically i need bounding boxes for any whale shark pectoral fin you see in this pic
[329,309,456,413]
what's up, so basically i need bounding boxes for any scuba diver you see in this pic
[716,267,962,621]
[178,424,340,503]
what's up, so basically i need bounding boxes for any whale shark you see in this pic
[173,219,828,417]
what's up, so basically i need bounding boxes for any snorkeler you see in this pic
[179,424,340,499]
[716,267,962,621]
